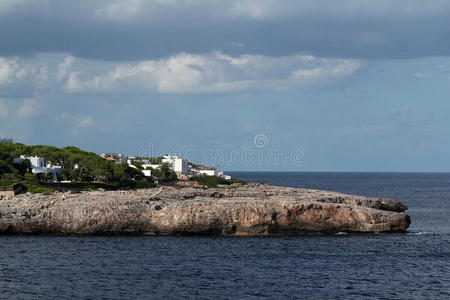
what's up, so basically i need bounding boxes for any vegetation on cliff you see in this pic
[0,142,157,193]
[189,175,245,188]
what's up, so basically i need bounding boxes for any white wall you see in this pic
[196,169,217,176]
[142,164,161,170]
[162,156,188,174]
[14,155,59,182]
[14,155,45,168]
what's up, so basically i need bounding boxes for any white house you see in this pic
[14,155,60,182]
[162,155,189,175]
[191,168,231,179]
[142,169,152,177]
[193,168,217,176]
[142,164,162,170]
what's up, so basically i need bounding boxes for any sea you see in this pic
[1,172,449,299]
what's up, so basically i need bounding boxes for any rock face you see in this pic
[0,183,410,235]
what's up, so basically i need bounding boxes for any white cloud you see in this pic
[94,0,145,20]
[57,55,75,81]
[228,0,450,20]
[93,0,450,22]
[0,52,361,95]
[94,0,202,21]
[17,99,39,119]
[62,52,361,94]
[56,113,95,135]
[413,72,433,79]
[77,115,94,128]
[0,57,27,85]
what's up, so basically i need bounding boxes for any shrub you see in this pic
[134,179,157,189]
[23,173,36,182]
[0,178,53,195]
[189,175,245,188]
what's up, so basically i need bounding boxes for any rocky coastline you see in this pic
[0,183,410,235]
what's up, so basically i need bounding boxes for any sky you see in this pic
[1,0,450,171]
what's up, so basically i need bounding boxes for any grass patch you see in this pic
[0,178,54,195]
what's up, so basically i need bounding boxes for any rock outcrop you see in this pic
[0,183,410,235]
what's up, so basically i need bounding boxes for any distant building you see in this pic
[14,156,45,168]
[13,155,60,182]
[192,168,217,176]
[101,153,127,164]
[177,174,191,180]
[142,169,152,177]
[191,167,231,179]
[162,155,189,175]
[142,164,162,170]
[0,137,13,143]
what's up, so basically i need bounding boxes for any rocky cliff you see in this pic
[0,183,410,235]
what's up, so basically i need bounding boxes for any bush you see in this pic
[157,172,177,183]
[134,179,156,189]
[189,175,245,188]
[25,183,53,195]
[0,178,53,195]
[23,173,36,182]
[1,173,21,181]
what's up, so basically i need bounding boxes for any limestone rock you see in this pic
[0,183,410,235]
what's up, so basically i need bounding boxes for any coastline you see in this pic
[0,182,410,236]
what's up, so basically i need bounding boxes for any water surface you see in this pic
[1,172,449,299]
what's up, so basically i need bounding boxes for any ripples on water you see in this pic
[1,172,450,299]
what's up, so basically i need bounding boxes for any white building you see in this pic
[0,137,13,143]
[162,155,189,175]
[142,169,152,177]
[142,164,162,170]
[193,168,217,176]
[191,168,231,179]
[14,155,60,182]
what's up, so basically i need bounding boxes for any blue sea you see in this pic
[1,172,450,299]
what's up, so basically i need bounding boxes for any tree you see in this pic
[155,162,177,182]
[13,159,32,176]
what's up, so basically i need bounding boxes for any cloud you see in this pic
[57,55,75,81]
[0,57,27,85]
[0,96,42,141]
[17,99,39,119]
[77,115,94,128]
[413,72,433,79]
[0,97,40,120]
[62,53,361,94]
[56,112,95,136]
[0,53,361,95]
[95,0,450,21]
[0,56,53,97]
[1,1,450,60]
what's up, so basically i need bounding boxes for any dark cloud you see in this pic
[1,0,450,60]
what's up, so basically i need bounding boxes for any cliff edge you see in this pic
[0,183,410,235]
